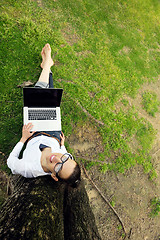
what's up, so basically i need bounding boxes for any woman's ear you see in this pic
[51,173,59,181]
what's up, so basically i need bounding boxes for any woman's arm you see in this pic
[60,132,65,146]
[60,132,67,153]
[7,123,35,174]
[7,141,24,173]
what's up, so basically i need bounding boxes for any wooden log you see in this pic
[0,175,101,240]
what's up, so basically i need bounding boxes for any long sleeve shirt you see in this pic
[7,135,67,178]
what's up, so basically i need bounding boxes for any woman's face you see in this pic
[46,152,77,181]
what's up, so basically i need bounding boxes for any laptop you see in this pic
[23,88,63,131]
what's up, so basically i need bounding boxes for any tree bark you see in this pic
[0,175,101,240]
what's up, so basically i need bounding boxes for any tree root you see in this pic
[81,163,127,240]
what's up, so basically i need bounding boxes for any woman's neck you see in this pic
[41,147,51,172]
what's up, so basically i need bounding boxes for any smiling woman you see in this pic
[7,123,81,187]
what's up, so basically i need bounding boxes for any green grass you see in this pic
[0,0,160,178]
[142,91,160,116]
[150,197,160,217]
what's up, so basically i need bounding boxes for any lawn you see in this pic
[0,0,160,178]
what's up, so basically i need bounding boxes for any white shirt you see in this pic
[7,135,67,178]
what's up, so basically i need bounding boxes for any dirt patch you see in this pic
[122,80,160,139]
[75,50,93,57]
[87,164,160,240]
[82,170,124,240]
[119,46,132,55]
[68,122,104,160]
[61,24,80,46]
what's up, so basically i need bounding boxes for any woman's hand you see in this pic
[60,132,65,146]
[20,123,35,143]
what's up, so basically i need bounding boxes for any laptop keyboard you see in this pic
[28,109,57,120]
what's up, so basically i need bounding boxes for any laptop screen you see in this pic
[23,88,63,107]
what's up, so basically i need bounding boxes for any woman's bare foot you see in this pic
[41,43,54,69]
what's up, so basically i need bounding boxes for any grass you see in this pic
[150,197,160,217]
[0,0,160,178]
[142,91,160,117]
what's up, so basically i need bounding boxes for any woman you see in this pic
[7,44,81,188]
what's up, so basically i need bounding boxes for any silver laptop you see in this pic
[23,88,63,131]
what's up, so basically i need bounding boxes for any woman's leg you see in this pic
[35,43,54,88]
[30,44,57,141]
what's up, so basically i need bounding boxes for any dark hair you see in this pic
[57,163,81,188]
